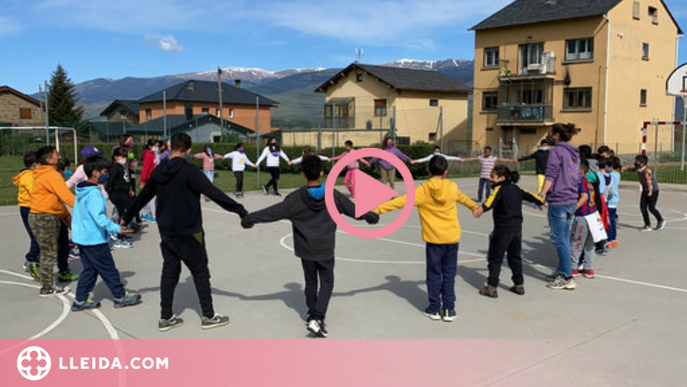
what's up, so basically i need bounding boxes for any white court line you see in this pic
[593,275,687,294]
[0,280,70,340]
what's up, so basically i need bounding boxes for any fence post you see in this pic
[317,127,322,151]
[439,106,444,151]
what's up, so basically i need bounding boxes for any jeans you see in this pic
[478,178,492,201]
[301,258,335,321]
[547,204,576,278]
[640,191,663,227]
[425,243,459,312]
[486,231,523,287]
[76,243,125,301]
[159,232,214,320]
[264,167,280,193]
[203,170,214,183]
[20,206,40,263]
[607,207,617,242]
[234,171,244,193]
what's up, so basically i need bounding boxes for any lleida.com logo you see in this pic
[17,346,51,381]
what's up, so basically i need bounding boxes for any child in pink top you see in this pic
[194,144,224,183]
[329,140,370,198]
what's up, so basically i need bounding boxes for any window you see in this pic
[642,43,650,60]
[633,2,640,20]
[396,136,410,145]
[428,133,437,142]
[356,73,363,82]
[145,109,152,120]
[482,91,498,111]
[648,6,658,24]
[429,99,438,107]
[484,47,500,68]
[565,38,594,61]
[215,108,220,117]
[19,108,32,119]
[374,99,387,116]
[229,108,234,118]
[520,43,544,73]
[120,114,127,120]
[640,89,647,106]
[202,107,210,114]
[563,87,593,110]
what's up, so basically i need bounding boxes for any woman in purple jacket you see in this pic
[540,123,581,291]
[369,137,414,190]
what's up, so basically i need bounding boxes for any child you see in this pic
[223,143,256,198]
[140,139,159,222]
[124,133,248,332]
[627,155,665,231]
[329,140,370,198]
[57,157,71,178]
[606,157,622,248]
[413,146,463,164]
[14,152,40,280]
[375,156,479,322]
[105,147,135,248]
[474,165,544,298]
[369,137,413,190]
[241,155,379,337]
[194,144,224,184]
[517,140,550,194]
[569,159,598,280]
[291,147,330,164]
[71,156,142,311]
[462,146,516,202]
[256,138,292,196]
[29,146,79,296]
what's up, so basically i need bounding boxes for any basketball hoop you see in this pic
[667,63,687,171]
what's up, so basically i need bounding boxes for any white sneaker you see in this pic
[114,240,133,249]
[306,319,321,335]
[546,275,577,290]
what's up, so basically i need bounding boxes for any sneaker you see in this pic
[546,275,577,290]
[262,186,269,195]
[597,249,608,257]
[57,271,79,282]
[201,314,230,330]
[28,262,40,281]
[114,240,133,249]
[114,291,142,308]
[581,269,596,279]
[509,284,525,295]
[640,225,653,232]
[316,320,329,338]
[71,298,101,312]
[545,270,560,281]
[272,192,282,197]
[141,214,157,223]
[578,263,584,271]
[39,286,70,297]
[306,319,321,335]
[442,309,457,322]
[572,269,580,277]
[423,307,441,321]
[655,220,667,231]
[608,241,618,249]
[159,315,184,332]
[68,247,80,260]
[479,285,498,298]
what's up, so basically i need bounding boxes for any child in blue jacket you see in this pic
[71,156,142,311]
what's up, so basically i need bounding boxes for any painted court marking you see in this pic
[0,280,70,340]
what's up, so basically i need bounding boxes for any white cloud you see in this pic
[146,34,185,53]
[0,16,20,37]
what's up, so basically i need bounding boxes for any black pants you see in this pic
[486,231,523,287]
[159,233,214,320]
[264,167,280,193]
[110,192,133,222]
[20,206,40,263]
[301,258,335,321]
[640,190,663,227]
[234,171,244,193]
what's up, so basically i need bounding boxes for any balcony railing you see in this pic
[497,104,553,124]
[323,116,355,129]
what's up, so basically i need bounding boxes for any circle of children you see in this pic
[13,123,665,337]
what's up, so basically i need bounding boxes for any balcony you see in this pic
[323,116,355,129]
[497,104,553,125]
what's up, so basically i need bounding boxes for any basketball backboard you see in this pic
[667,62,687,96]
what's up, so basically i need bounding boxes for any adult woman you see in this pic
[369,137,414,190]
[256,138,291,196]
[540,123,581,290]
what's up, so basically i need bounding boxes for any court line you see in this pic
[593,275,687,294]
[0,280,70,340]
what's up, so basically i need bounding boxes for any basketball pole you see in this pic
[681,96,686,171]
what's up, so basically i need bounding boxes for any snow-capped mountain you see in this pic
[383,58,474,71]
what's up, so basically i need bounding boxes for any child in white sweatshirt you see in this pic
[223,143,256,198]
[256,138,292,196]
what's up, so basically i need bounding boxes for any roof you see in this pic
[123,114,255,136]
[99,100,140,117]
[315,63,472,93]
[137,80,279,107]
[0,85,42,107]
[471,0,682,34]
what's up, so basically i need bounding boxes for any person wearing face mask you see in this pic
[256,138,292,196]
[413,146,464,164]
[462,146,517,202]
[194,144,224,184]
[329,140,370,199]
[517,139,551,195]
[105,147,137,249]
[140,139,160,222]
[369,137,414,190]
[223,143,256,198]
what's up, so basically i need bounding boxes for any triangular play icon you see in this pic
[354,169,398,218]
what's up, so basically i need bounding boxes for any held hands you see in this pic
[129,190,135,197]
[473,206,484,218]
[139,183,144,190]
[538,204,545,211]
[120,226,134,235]
[287,161,293,166]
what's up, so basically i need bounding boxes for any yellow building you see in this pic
[314,63,471,148]
[471,0,682,156]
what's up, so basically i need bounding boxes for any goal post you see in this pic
[0,126,78,163]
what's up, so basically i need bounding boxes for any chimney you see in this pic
[234,79,241,88]
[187,81,195,92]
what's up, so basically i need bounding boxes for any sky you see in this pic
[1,0,687,93]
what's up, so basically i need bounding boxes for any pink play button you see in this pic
[354,169,398,218]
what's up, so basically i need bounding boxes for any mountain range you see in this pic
[54,59,475,128]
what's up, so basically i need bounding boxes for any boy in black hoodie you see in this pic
[106,147,137,248]
[241,155,379,338]
[123,133,248,332]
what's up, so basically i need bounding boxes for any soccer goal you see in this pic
[0,126,78,163]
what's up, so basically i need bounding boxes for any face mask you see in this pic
[634,162,641,169]
[117,159,127,165]
[125,140,134,147]
[605,168,612,173]
[64,169,73,178]
[433,152,441,156]
[238,149,244,154]
[207,149,213,155]
[541,147,549,151]
[153,147,159,153]
[98,173,109,184]
[545,136,556,146]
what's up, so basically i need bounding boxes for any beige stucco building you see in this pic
[0,86,46,127]
[471,0,682,156]
[314,63,471,148]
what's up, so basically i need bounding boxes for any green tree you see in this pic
[48,64,84,124]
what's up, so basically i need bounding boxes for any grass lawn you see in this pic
[621,164,687,185]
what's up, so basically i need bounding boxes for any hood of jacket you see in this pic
[424,178,454,204]
[555,142,580,163]
[153,157,187,184]
[75,181,101,199]
[33,165,59,180]
[13,169,32,186]
[297,186,326,212]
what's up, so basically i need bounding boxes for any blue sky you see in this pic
[1,0,687,93]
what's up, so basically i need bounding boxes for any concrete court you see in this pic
[0,176,685,386]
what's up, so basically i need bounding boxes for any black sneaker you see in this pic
[114,291,142,308]
[39,286,70,297]
[201,314,230,330]
[273,192,282,197]
[316,320,328,338]
[509,284,525,295]
[655,220,667,231]
[72,298,101,312]
[262,186,269,195]
[423,307,441,321]
[159,315,184,332]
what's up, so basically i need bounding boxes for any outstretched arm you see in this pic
[194,169,248,217]
[255,148,269,166]
[413,155,433,164]
[334,190,379,224]
[359,158,371,167]
[242,199,295,228]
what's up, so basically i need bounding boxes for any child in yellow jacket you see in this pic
[13,152,40,279]
[375,156,479,322]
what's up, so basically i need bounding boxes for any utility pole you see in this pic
[163,90,167,137]
[44,81,50,145]
[439,106,444,151]
[218,67,224,142]
[256,96,260,188]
